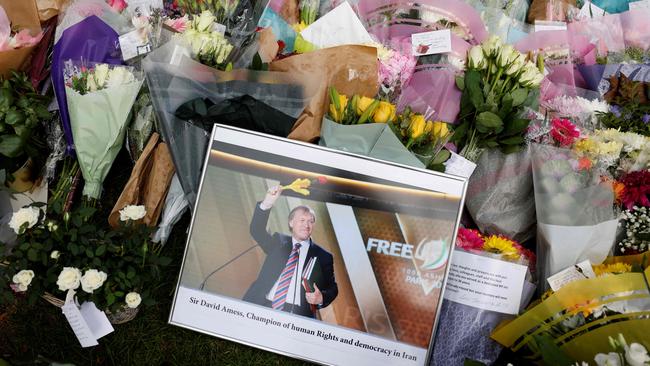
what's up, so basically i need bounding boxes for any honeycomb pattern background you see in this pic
[353,208,455,348]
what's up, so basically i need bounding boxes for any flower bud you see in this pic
[481,35,502,57]
[432,121,450,139]
[467,46,485,70]
[356,96,376,116]
[373,101,396,123]
[497,45,516,68]
[50,250,60,259]
[409,114,426,140]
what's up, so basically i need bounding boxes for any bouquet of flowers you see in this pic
[64,62,144,199]
[433,227,536,365]
[178,10,234,70]
[492,256,650,364]
[452,35,544,162]
[0,201,171,316]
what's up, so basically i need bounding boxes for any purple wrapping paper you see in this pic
[52,16,124,154]
[578,64,607,92]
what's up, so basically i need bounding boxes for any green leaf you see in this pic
[0,135,23,157]
[465,69,484,109]
[4,109,25,125]
[501,145,523,154]
[70,243,79,255]
[19,242,30,250]
[455,75,465,91]
[464,360,487,366]
[450,120,469,144]
[533,334,574,366]
[511,88,528,106]
[502,118,530,137]
[499,136,525,145]
[85,248,94,258]
[72,215,82,228]
[475,111,503,133]
[27,248,38,261]
[106,293,116,306]
[499,94,513,119]
[158,257,172,266]
[95,245,106,256]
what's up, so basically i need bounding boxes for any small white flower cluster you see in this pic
[592,334,650,366]
[617,206,649,254]
[467,35,544,88]
[85,64,137,93]
[179,10,234,67]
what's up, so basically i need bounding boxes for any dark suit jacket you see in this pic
[243,203,338,317]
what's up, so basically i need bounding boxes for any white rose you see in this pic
[56,267,82,291]
[94,63,110,88]
[194,10,216,32]
[497,44,516,68]
[125,292,142,308]
[626,343,650,366]
[80,269,108,293]
[519,62,543,88]
[12,269,35,292]
[50,250,60,259]
[86,75,98,92]
[467,45,485,70]
[505,53,525,76]
[107,66,135,89]
[594,352,622,366]
[119,205,146,222]
[8,207,40,234]
[481,35,502,57]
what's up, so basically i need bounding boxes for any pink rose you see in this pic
[107,0,128,13]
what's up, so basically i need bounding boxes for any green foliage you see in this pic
[0,71,51,181]
[597,102,650,137]
[0,198,172,313]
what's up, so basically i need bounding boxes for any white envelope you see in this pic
[300,1,374,49]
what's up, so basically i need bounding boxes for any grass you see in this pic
[0,149,312,366]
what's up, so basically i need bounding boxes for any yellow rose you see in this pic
[329,94,348,122]
[409,114,426,140]
[373,101,396,123]
[356,96,376,116]
[424,120,434,135]
[432,121,449,139]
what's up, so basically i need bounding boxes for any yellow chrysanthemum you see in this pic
[593,263,632,277]
[482,235,521,261]
[574,138,598,154]
[282,178,311,196]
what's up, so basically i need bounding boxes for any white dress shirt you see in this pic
[266,239,310,306]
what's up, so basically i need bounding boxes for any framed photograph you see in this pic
[169,125,468,366]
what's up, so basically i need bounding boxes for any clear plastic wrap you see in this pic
[465,146,536,243]
[143,40,315,207]
[532,143,617,291]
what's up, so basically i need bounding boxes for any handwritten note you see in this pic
[411,29,452,56]
[62,302,99,347]
[119,29,152,61]
[444,151,477,179]
[444,250,527,314]
[547,260,595,291]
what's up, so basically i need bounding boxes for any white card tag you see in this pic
[411,29,452,56]
[534,21,567,32]
[80,302,114,340]
[212,22,226,34]
[119,29,153,61]
[547,260,596,291]
[61,291,99,348]
[578,2,608,17]
[443,151,477,179]
[629,0,650,9]
[444,250,528,315]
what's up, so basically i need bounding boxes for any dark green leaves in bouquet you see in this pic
[465,69,484,109]
[0,135,22,157]
[502,118,530,137]
[476,111,503,134]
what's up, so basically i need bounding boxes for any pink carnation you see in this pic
[456,228,484,251]
[550,117,580,147]
[379,50,416,89]
[620,170,650,210]
[164,15,189,33]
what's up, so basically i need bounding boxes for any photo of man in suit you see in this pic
[243,186,338,318]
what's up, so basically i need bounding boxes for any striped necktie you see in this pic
[272,243,301,310]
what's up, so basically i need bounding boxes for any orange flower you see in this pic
[577,156,592,171]
[567,299,599,317]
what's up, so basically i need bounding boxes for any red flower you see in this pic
[316,176,327,185]
[513,243,536,272]
[620,170,650,210]
[550,118,580,147]
[456,228,484,251]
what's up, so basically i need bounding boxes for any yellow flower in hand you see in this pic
[593,263,632,277]
[282,178,311,196]
[373,101,396,123]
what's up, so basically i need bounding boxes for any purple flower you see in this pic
[610,105,621,118]
[643,114,650,124]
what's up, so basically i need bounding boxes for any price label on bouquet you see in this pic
[411,29,452,56]
[119,29,153,61]
[444,250,527,314]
